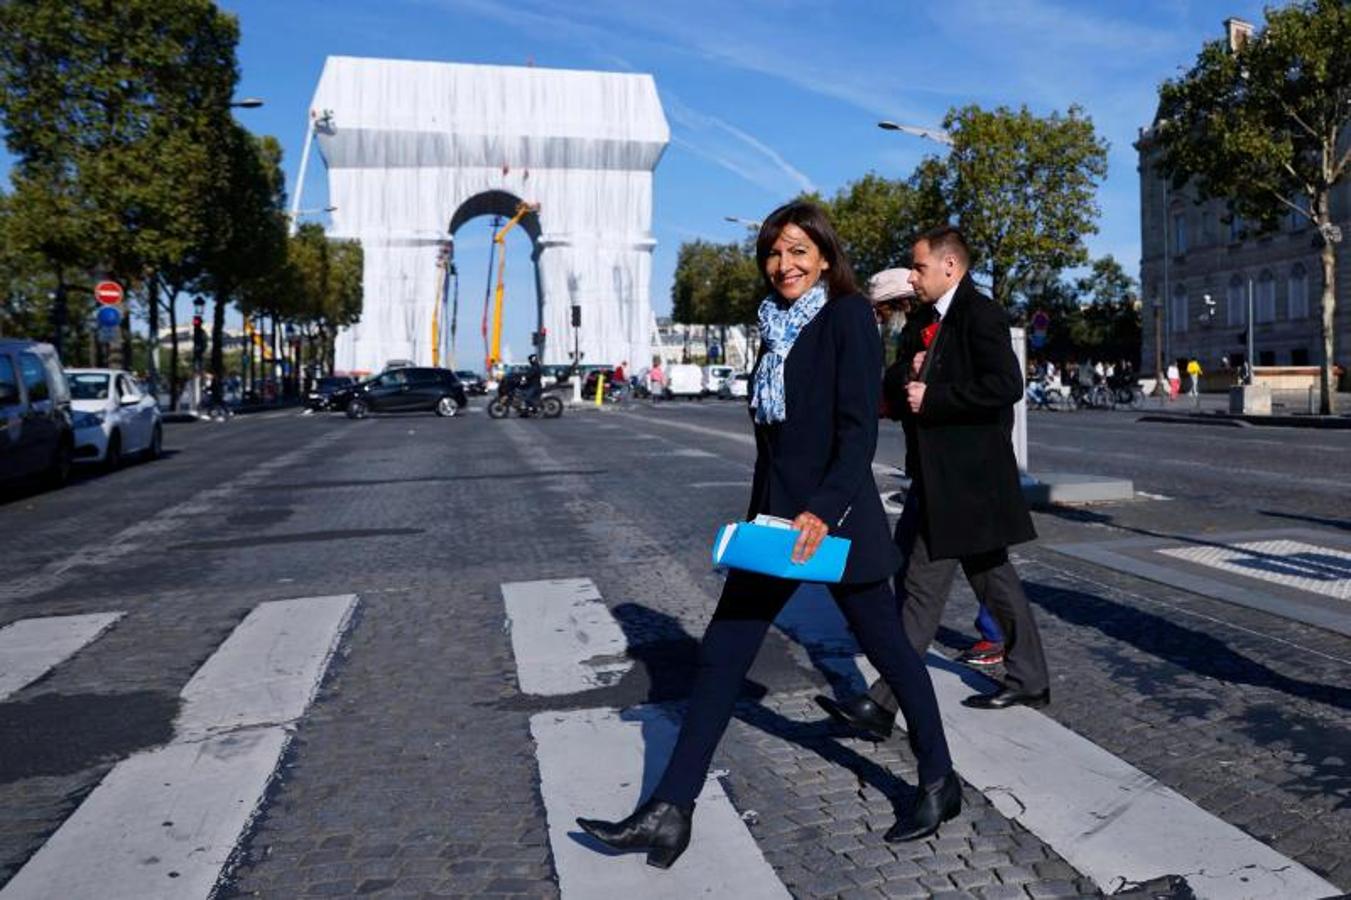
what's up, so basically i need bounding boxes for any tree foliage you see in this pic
[940,104,1108,308]
[1154,0,1351,412]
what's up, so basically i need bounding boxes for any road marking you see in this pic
[176,594,361,739]
[1158,539,1351,602]
[503,578,632,696]
[531,706,791,900]
[689,481,749,489]
[1135,490,1173,501]
[776,585,1338,899]
[0,613,123,700]
[1,594,358,900]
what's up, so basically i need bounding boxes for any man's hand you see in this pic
[791,511,829,564]
[910,351,926,377]
[906,381,926,413]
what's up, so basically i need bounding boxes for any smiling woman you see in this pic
[576,200,961,869]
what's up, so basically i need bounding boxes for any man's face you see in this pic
[908,239,958,303]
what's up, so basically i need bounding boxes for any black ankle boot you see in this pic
[885,771,962,843]
[576,798,695,869]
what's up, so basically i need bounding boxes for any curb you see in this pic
[1137,412,1351,430]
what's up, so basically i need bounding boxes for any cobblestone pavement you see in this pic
[1,400,1347,898]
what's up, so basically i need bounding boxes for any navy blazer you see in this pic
[746,292,901,584]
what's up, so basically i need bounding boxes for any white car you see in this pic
[703,365,736,394]
[66,368,163,468]
[718,372,750,399]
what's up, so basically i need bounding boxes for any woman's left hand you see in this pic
[791,511,829,564]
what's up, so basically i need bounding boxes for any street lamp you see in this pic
[724,215,762,229]
[877,121,954,146]
[230,97,265,109]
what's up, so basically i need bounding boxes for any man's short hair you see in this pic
[917,225,971,269]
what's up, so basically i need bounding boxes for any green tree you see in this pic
[817,173,920,279]
[0,0,242,366]
[940,104,1108,308]
[1154,0,1351,413]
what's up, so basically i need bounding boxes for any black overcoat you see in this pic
[746,292,902,584]
[882,275,1036,560]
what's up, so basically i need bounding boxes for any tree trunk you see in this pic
[1319,234,1337,415]
[167,293,181,411]
[211,292,228,404]
[50,272,68,360]
[147,277,161,398]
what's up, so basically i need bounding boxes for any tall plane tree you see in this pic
[1155,0,1351,413]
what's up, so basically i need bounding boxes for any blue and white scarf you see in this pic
[751,281,829,424]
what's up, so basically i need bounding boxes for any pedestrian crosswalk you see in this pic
[504,577,1342,900]
[1,582,1343,899]
[0,596,357,900]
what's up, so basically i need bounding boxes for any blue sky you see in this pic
[10,0,1273,365]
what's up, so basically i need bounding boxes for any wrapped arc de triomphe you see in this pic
[308,56,669,374]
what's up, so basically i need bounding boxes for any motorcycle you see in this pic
[487,374,564,419]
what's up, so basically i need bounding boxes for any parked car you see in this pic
[66,368,163,468]
[664,363,705,399]
[455,370,487,395]
[384,358,415,370]
[343,367,467,419]
[703,365,736,394]
[305,375,358,411]
[718,372,751,400]
[0,339,74,487]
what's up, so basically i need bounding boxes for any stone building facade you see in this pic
[1135,19,1350,380]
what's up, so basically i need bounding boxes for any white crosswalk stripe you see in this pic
[0,594,358,900]
[0,613,122,701]
[503,578,633,695]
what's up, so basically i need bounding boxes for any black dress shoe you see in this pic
[576,798,694,869]
[813,694,895,740]
[885,770,962,842]
[961,685,1050,710]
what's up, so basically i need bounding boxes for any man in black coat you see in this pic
[822,227,1050,730]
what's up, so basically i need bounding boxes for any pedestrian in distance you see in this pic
[1187,358,1202,400]
[820,227,1050,745]
[1167,361,1182,400]
[576,201,961,869]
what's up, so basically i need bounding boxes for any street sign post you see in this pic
[94,281,124,306]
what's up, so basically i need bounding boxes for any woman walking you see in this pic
[576,201,960,869]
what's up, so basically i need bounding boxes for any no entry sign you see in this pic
[94,281,124,306]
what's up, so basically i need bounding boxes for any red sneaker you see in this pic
[957,640,1004,667]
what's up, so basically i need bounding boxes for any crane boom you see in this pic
[487,201,539,370]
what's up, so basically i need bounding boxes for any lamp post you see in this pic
[230,98,264,109]
[1152,296,1165,395]
[290,109,335,235]
[723,215,762,230]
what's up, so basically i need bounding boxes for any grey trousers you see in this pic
[869,492,1050,713]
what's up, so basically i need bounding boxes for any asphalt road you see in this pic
[1,400,1348,899]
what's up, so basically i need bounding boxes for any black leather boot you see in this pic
[885,771,962,842]
[576,798,695,869]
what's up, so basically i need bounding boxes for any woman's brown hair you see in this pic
[755,200,859,300]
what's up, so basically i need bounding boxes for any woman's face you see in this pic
[764,223,829,301]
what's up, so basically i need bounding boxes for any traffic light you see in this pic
[571,305,582,328]
[192,315,207,361]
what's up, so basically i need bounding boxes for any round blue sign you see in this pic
[96,306,121,328]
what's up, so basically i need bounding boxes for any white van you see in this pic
[665,364,705,399]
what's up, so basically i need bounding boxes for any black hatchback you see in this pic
[344,367,467,419]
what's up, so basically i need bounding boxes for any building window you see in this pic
[1201,211,1214,245]
[1288,195,1311,231]
[1256,271,1276,323]
[1171,285,1188,334]
[1228,214,1243,242]
[1288,264,1309,319]
[1226,276,1246,326]
[1259,350,1276,366]
[1291,347,1310,366]
[1172,213,1187,255]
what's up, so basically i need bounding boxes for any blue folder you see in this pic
[712,518,851,583]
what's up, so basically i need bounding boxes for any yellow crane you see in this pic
[486,201,538,371]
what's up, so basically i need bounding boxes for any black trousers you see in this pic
[869,489,1050,714]
[650,571,953,808]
